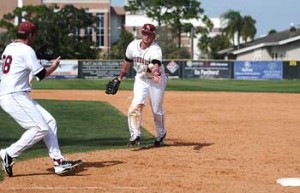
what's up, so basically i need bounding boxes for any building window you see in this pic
[96,13,105,47]
[85,26,93,41]
[73,28,80,41]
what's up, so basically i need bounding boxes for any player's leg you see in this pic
[0,93,50,157]
[128,104,144,145]
[149,75,168,146]
[33,102,62,160]
[0,92,49,176]
[34,101,82,175]
[128,77,148,145]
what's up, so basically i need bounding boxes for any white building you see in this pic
[125,12,223,59]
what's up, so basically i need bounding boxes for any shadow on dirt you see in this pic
[11,160,124,177]
[82,160,123,168]
[132,140,213,151]
[58,160,124,176]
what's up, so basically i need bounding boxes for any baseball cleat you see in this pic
[53,159,83,176]
[0,149,15,177]
[154,132,167,147]
[128,136,141,147]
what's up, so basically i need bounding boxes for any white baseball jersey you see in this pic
[0,42,43,95]
[126,39,165,78]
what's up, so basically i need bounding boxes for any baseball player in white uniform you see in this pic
[117,23,167,147]
[0,21,82,177]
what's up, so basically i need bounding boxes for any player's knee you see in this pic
[128,104,144,117]
[48,119,58,133]
[152,106,163,115]
[35,126,49,138]
[37,121,51,133]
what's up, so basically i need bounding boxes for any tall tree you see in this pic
[221,10,243,47]
[209,34,232,59]
[221,10,256,47]
[240,16,256,42]
[126,0,210,49]
[198,34,211,59]
[126,0,164,26]
[0,4,98,59]
[109,29,134,59]
[198,34,231,59]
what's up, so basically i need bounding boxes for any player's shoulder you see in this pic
[151,41,160,47]
[128,39,140,46]
[150,41,162,50]
[127,39,141,51]
[7,42,34,52]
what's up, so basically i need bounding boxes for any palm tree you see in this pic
[221,10,243,47]
[241,16,256,42]
[222,10,257,47]
[198,34,211,58]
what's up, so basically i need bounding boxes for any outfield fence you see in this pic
[1,60,300,80]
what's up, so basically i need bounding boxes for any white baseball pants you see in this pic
[0,92,63,160]
[128,75,167,140]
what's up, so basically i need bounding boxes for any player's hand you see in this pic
[151,66,161,83]
[53,56,61,68]
[153,71,161,83]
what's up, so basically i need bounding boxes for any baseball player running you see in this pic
[117,23,168,147]
[0,21,82,177]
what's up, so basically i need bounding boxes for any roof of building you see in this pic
[220,27,300,55]
[243,27,300,46]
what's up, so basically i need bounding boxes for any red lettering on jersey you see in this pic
[133,57,150,65]
[2,55,13,74]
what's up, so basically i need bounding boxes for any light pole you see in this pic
[16,0,23,25]
[190,27,194,60]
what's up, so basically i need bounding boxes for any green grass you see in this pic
[0,100,154,178]
[32,78,300,93]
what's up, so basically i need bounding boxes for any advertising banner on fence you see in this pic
[78,60,123,79]
[183,60,230,79]
[283,61,300,79]
[234,61,283,80]
[163,60,182,79]
[48,60,78,79]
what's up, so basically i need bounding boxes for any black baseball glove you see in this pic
[36,45,57,61]
[105,77,121,95]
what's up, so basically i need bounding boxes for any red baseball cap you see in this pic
[18,21,37,34]
[142,23,156,36]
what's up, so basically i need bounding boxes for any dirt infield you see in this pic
[0,90,299,193]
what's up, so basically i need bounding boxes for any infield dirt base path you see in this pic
[0,90,299,193]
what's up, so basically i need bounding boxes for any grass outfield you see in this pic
[0,100,154,179]
[31,78,300,93]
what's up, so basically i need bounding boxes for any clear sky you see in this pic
[111,0,300,37]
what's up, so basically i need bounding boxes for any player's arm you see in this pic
[150,46,163,83]
[117,57,132,81]
[35,56,61,81]
[150,59,161,83]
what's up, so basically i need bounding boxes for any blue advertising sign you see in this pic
[234,61,283,80]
